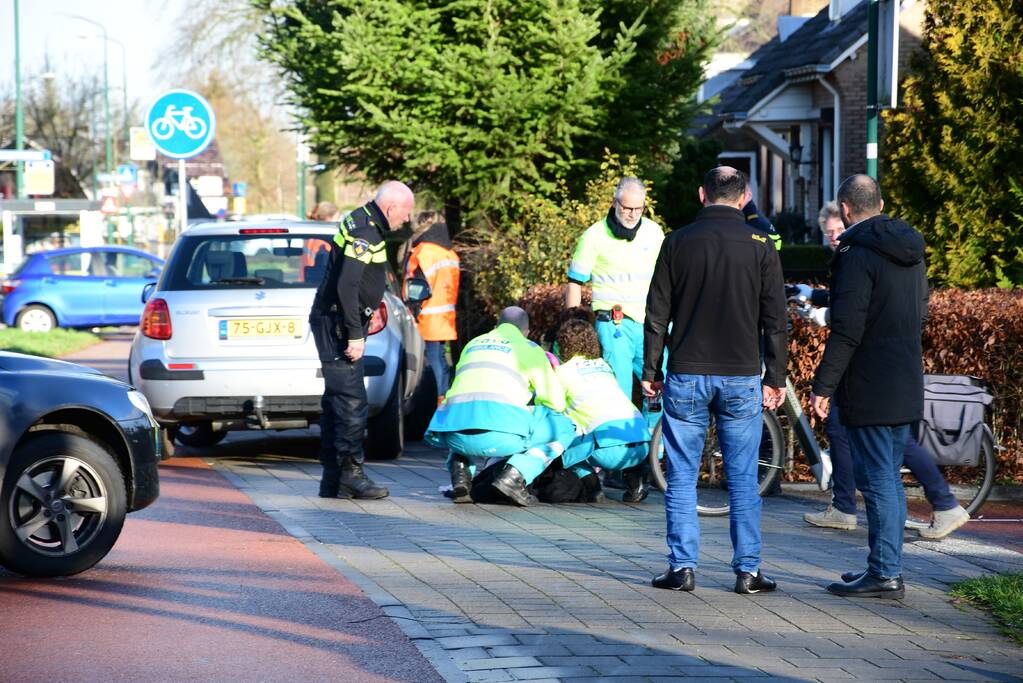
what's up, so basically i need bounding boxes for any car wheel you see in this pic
[15,305,57,333]
[174,422,228,448]
[404,367,438,442]
[366,372,404,460]
[0,431,127,577]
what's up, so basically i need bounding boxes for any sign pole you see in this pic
[866,0,879,179]
[14,0,24,198]
[178,159,187,235]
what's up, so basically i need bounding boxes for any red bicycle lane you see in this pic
[0,456,442,683]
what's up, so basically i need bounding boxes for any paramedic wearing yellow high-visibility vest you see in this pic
[555,319,651,503]
[564,177,664,407]
[404,211,460,397]
[425,307,577,507]
[309,182,414,501]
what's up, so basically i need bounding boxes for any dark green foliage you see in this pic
[655,135,722,230]
[883,0,1023,288]
[779,245,831,282]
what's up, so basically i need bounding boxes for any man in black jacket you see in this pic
[642,167,787,595]
[810,174,928,599]
[310,181,414,500]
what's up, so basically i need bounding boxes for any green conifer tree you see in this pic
[883,0,1023,288]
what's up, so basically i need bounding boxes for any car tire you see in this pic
[0,431,127,577]
[174,422,228,448]
[15,305,57,333]
[366,372,404,460]
[404,367,438,442]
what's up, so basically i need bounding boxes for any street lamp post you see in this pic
[14,0,25,198]
[63,14,112,175]
[79,34,128,163]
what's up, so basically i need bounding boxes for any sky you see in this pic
[2,0,183,111]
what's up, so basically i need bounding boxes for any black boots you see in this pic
[492,464,537,507]
[622,464,649,503]
[339,460,389,499]
[450,456,473,503]
[320,460,389,499]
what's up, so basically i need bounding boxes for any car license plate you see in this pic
[218,318,303,340]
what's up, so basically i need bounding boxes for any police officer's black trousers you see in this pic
[319,356,367,471]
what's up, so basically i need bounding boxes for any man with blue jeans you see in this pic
[810,175,929,599]
[642,167,787,595]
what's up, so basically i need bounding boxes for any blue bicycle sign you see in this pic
[145,89,216,159]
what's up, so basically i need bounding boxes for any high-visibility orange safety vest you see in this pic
[406,226,460,341]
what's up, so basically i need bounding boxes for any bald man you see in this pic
[310,181,414,500]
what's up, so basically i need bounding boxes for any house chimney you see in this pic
[829,0,863,21]
[790,0,829,16]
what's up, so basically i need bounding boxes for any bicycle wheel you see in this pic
[647,411,785,517]
[945,426,996,516]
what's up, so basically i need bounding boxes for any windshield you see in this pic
[163,233,333,290]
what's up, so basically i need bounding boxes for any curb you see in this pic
[211,460,468,683]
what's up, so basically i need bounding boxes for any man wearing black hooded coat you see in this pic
[810,174,929,600]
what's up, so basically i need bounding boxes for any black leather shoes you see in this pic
[652,566,695,591]
[622,464,649,503]
[827,573,904,599]
[735,571,777,594]
[492,464,537,507]
[450,456,473,503]
[841,570,866,583]
[339,461,389,499]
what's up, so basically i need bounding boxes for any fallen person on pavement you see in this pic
[424,306,576,506]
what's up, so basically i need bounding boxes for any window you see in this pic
[165,234,335,290]
[47,253,90,277]
[101,252,160,278]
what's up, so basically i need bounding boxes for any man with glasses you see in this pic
[564,177,664,500]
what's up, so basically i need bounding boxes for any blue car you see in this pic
[1,246,164,332]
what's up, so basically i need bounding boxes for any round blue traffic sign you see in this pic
[144,89,216,159]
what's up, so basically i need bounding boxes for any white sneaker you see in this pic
[918,505,970,540]
[804,505,857,530]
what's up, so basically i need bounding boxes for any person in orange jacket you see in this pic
[405,211,460,398]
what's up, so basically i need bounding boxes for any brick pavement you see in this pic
[210,439,1023,683]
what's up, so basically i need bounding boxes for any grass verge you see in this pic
[950,572,1023,645]
[0,328,102,358]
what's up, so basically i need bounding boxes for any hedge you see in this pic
[519,285,1023,484]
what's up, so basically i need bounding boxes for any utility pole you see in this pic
[866,0,879,179]
[14,0,24,197]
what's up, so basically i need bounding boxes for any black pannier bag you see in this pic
[915,375,993,467]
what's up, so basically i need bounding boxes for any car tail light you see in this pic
[141,298,172,340]
[367,302,388,335]
[1,279,20,295]
[239,228,289,234]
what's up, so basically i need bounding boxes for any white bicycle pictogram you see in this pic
[151,105,208,141]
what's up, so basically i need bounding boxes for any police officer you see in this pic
[564,177,664,404]
[425,307,576,507]
[311,181,415,499]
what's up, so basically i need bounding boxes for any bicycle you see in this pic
[646,291,997,517]
[151,105,208,141]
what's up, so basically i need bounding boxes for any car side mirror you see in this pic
[141,282,156,304]
[404,277,432,304]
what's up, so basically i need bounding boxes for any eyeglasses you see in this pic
[615,198,645,214]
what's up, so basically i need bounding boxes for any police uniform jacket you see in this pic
[310,201,390,351]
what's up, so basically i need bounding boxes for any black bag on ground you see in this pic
[915,375,993,467]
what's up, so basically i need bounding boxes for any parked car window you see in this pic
[103,252,160,278]
[165,234,334,290]
[47,253,91,277]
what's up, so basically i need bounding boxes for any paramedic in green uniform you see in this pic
[564,177,664,404]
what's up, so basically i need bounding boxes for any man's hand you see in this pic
[641,380,663,398]
[762,385,784,411]
[345,338,366,362]
[810,391,831,419]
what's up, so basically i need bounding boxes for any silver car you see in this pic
[127,220,437,459]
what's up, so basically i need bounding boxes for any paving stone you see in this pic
[213,444,1023,683]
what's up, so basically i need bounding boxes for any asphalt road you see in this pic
[0,334,442,683]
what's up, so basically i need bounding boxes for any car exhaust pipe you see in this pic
[252,395,270,429]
